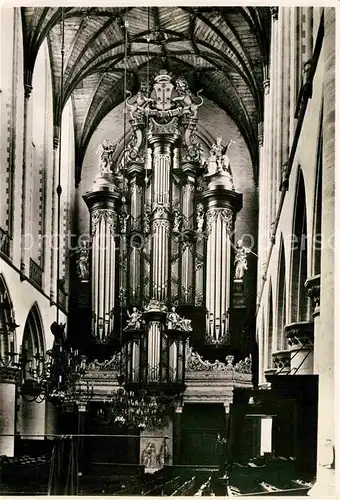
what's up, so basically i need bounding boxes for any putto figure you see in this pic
[234,239,251,280]
[97,140,117,175]
[124,307,143,330]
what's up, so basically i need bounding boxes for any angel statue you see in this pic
[76,240,90,281]
[234,239,251,280]
[204,138,235,191]
[124,307,143,330]
[97,140,117,175]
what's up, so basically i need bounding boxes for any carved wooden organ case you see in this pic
[83,70,243,359]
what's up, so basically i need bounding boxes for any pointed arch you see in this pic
[22,302,45,357]
[276,235,287,350]
[0,274,17,361]
[290,168,309,322]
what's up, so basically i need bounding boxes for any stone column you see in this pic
[280,7,291,191]
[50,132,60,302]
[20,71,33,275]
[269,10,278,226]
[0,367,17,456]
[289,8,298,150]
[308,9,335,496]
[201,176,242,343]
[83,173,121,341]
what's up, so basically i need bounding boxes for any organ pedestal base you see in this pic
[232,280,246,309]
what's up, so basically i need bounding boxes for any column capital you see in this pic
[175,405,183,414]
[0,366,19,383]
[285,321,314,350]
[272,349,291,374]
[305,274,320,317]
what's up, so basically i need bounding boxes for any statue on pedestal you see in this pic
[166,307,192,332]
[76,241,90,281]
[234,239,251,280]
[196,203,205,234]
[173,209,182,233]
[97,140,117,175]
[124,307,143,330]
[204,138,235,190]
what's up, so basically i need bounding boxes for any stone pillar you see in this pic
[280,7,291,191]
[18,397,46,438]
[50,132,60,302]
[289,7,298,150]
[201,174,242,343]
[274,8,283,203]
[0,367,17,456]
[309,10,335,496]
[83,173,121,341]
[20,72,33,275]
[173,405,183,464]
[269,10,278,225]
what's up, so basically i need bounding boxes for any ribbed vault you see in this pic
[21,6,271,183]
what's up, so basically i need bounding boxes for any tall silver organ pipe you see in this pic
[150,143,172,301]
[83,172,121,342]
[201,184,242,343]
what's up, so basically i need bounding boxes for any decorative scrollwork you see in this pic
[92,209,116,236]
[206,208,233,234]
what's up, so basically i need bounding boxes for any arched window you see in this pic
[290,169,309,322]
[21,303,45,364]
[266,282,274,369]
[18,304,46,435]
[0,275,17,364]
[277,237,287,350]
[30,40,53,276]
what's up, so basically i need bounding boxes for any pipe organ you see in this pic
[83,70,243,387]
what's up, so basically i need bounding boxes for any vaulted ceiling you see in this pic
[21,6,271,183]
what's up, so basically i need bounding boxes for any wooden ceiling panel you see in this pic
[21,6,270,179]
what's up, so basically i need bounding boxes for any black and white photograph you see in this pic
[0,3,338,497]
